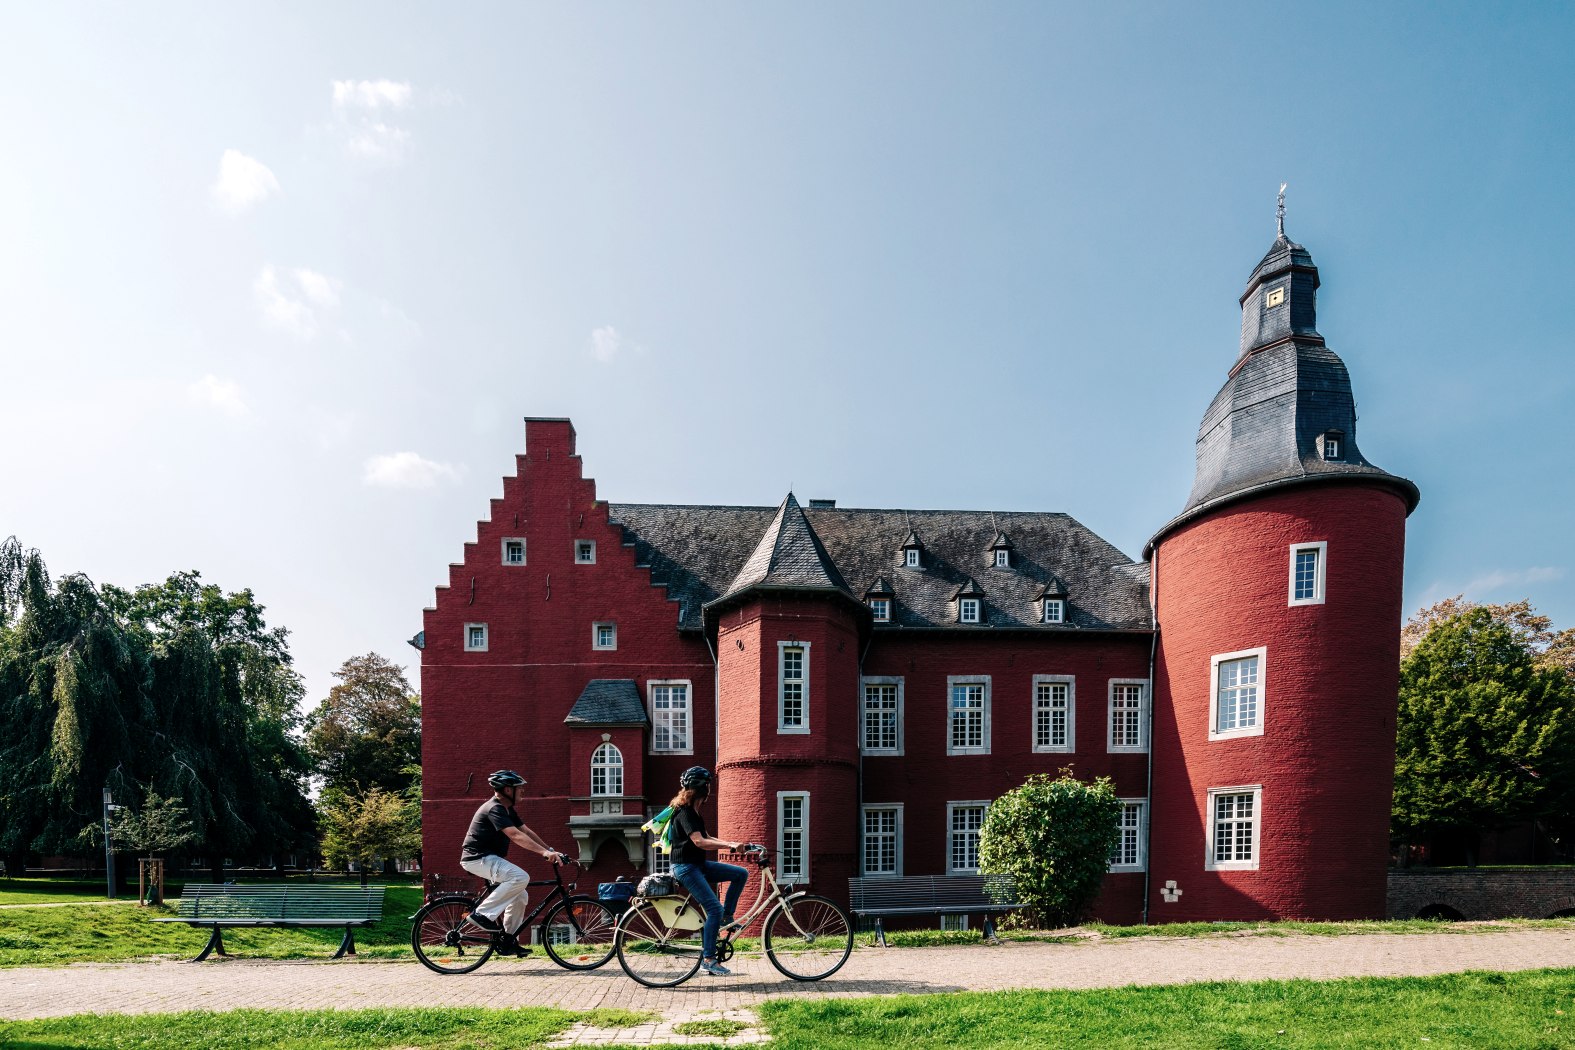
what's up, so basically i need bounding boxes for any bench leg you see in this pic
[875,916,888,948]
[192,925,229,963]
[982,913,1000,945]
[332,926,357,959]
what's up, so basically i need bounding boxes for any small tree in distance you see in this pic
[319,786,420,884]
[979,771,1122,929]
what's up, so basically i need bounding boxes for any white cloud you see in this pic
[363,451,462,489]
[589,325,645,363]
[254,264,343,339]
[1460,566,1566,595]
[330,80,414,163]
[187,375,250,419]
[209,149,280,213]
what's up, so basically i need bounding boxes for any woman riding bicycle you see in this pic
[667,766,748,977]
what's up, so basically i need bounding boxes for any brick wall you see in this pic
[1387,868,1575,920]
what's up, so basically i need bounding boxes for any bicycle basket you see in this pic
[636,874,678,898]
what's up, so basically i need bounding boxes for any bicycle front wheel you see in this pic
[411,895,496,974]
[541,895,618,971]
[615,900,702,987]
[763,893,853,981]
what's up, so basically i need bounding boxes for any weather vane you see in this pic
[1277,183,1287,238]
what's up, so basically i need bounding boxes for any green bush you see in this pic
[978,772,1122,928]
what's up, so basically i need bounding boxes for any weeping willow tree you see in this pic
[0,538,313,879]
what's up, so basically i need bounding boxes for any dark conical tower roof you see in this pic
[1147,221,1418,555]
[710,492,857,608]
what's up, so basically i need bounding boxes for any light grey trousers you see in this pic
[460,853,532,935]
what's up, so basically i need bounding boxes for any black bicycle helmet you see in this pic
[679,766,713,789]
[487,769,526,791]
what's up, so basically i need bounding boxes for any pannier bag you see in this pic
[636,874,678,898]
[598,879,636,911]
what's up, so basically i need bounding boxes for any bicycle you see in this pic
[613,844,853,987]
[410,860,618,974]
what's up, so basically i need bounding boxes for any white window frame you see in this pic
[575,539,597,564]
[1107,678,1148,752]
[777,640,810,734]
[501,538,527,565]
[463,622,489,652]
[939,913,970,931]
[860,676,904,755]
[994,549,1009,568]
[869,597,890,622]
[592,621,617,651]
[1288,541,1327,606]
[860,803,903,878]
[647,679,693,754]
[1043,598,1065,624]
[1032,674,1075,753]
[1109,798,1147,872]
[959,598,981,624]
[1209,647,1267,741]
[777,791,809,882]
[946,800,989,874]
[946,676,991,755]
[1205,785,1263,871]
[905,548,921,568]
[590,742,624,797]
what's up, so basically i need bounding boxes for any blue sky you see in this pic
[2,2,1571,704]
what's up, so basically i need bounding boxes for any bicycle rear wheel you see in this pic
[541,895,618,971]
[763,893,853,981]
[615,900,702,987]
[411,895,497,974]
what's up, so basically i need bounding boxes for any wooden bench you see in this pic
[152,884,385,961]
[848,874,1020,946]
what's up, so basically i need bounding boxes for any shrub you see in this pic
[978,771,1122,928]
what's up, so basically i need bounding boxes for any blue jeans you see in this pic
[672,860,748,961]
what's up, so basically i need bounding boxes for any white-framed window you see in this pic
[959,598,981,624]
[1288,541,1327,606]
[464,623,488,652]
[648,680,692,753]
[870,597,890,622]
[1206,785,1262,871]
[1210,648,1266,739]
[1032,675,1075,753]
[778,641,809,734]
[575,540,597,564]
[993,549,1009,568]
[861,804,902,877]
[777,791,809,882]
[1323,432,1343,460]
[939,913,970,931]
[590,742,623,797]
[947,801,988,873]
[860,677,903,755]
[1107,679,1148,752]
[1043,598,1065,624]
[946,676,991,754]
[905,548,921,568]
[502,538,526,565]
[593,621,617,650]
[1109,799,1147,872]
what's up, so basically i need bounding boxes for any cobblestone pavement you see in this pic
[1,928,1571,1027]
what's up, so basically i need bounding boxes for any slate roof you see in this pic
[714,493,857,608]
[606,503,1153,633]
[1148,232,1419,554]
[563,679,649,726]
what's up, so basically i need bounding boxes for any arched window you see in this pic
[591,743,623,798]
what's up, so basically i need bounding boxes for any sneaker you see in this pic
[699,958,732,976]
[468,911,501,933]
[496,933,531,958]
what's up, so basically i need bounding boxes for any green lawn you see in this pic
[0,885,426,966]
[1,971,1572,1049]
[0,880,127,906]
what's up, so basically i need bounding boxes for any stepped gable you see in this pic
[608,503,1152,632]
[1149,228,1419,554]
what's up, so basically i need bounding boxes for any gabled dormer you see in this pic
[899,530,925,570]
[953,578,986,625]
[1035,579,1068,625]
[865,577,895,622]
[988,531,1014,569]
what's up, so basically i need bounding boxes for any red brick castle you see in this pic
[419,223,1419,924]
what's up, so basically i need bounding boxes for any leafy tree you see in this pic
[306,654,421,796]
[318,786,420,880]
[1402,596,1575,681]
[85,790,201,861]
[1394,606,1575,858]
[978,771,1122,928]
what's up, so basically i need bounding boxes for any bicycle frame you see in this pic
[623,852,813,944]
[465,863,583,937]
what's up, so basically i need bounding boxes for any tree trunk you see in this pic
[210,858,225,884]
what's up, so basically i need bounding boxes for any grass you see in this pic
[0,885,427,967]
[758,968,1575,1049]
[673,1018,753,1037]
[0,881,128,907]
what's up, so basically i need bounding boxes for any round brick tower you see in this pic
[1144,220,1420,921]
[706,494,865,906]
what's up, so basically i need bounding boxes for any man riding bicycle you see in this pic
[666,766,749,977]
[460,769,568,957]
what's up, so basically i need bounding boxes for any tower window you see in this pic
[778,642,809,733]
[502,538,526,565]
[1288,542,1327,606]
[1322,431,1344,460]
[1266,286,1285,308]
[1206,786,1262,871]
[1210,648,1267,739]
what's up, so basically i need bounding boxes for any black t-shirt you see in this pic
[461,799,524,861]
[670,804,709,866]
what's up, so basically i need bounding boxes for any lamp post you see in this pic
[102,787,123,899]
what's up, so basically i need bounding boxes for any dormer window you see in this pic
[900,529,924,569]
[1322,430,1344,461]
[988,531,1013,569]
[1043,599,1065,624]
[870,598,890,622]
[994,549,1009,568]
[905,549,921,568]
[959,598,981,624]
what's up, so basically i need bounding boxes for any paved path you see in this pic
[1,928,1572,1024]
